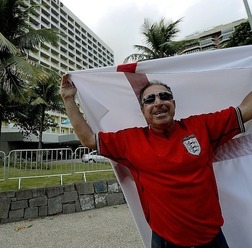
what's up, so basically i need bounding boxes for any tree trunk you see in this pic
[38,106,45,149]
[0,118,2,146]
[0,108,3,145]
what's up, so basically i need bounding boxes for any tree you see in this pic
[224,21,252,48]
[0,0,59,142]
[14,69,64,149]
[124,18,197,62]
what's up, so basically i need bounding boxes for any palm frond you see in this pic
[0,32,18,54]
[31,96,47,106]
[125,17,183,62]
[16,28,60,52]
[124,53,149,63]
[6,54,47,82]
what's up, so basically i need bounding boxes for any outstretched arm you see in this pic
[60,75,96,149]
[238,91,252,123]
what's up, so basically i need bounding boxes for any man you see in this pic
[61,74,252,248]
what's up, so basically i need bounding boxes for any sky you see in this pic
[60,0,252,65]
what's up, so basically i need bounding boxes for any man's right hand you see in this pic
[60,74,77,101]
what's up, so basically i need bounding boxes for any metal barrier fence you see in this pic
[73,147,113,182]
[0,147,114,189]
[0,151,6,181]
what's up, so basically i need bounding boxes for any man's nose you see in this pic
[153,95,163,105]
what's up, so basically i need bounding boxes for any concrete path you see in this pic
[0,204,144,248]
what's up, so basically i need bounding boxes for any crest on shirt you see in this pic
[182,135,201,156]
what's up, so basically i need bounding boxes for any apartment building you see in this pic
[1,0,114,152]
[180,19,247,54]
[27,0,114,73]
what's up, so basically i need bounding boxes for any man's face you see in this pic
[141,84,176,130]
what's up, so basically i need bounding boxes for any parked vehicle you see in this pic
[81,150,108,163]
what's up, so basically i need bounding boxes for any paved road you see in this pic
[0,204,144,248]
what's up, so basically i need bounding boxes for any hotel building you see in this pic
[1,0,114,152]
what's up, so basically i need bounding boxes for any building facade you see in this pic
[26,0,114,73]
[180,19,247,55]
[1,0,114,153]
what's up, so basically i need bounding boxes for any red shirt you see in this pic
[97,107,244,246]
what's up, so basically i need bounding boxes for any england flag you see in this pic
[67,45,252,248]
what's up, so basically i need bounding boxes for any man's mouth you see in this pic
[153,110,168,117]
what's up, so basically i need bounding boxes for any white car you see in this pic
[81,150,108,163]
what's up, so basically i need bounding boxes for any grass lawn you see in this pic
[0,162,116,192]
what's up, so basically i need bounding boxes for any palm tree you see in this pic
[124,18,181,62]
[124,17,198,62]
[30,69,64,149]
[0,0,59,141]
[14,69,64,149]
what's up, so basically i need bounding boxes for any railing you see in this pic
[73,147,113,182]
[0,151,6,181]
[1,147,114,189]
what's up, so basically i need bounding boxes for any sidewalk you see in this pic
[0,204,144,248]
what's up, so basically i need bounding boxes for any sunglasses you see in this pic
[142,91,173,105]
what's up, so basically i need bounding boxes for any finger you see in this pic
[61,74,68,84]
[63,74,75,87]
[70,80,76,87]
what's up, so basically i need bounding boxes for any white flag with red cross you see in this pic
[67,45,252,248]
